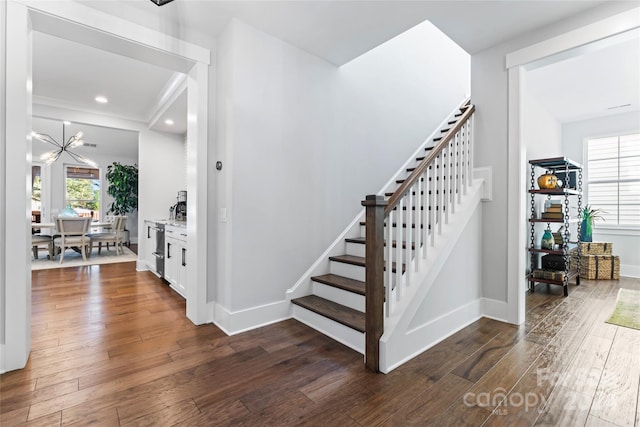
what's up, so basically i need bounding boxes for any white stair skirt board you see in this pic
[329,262,365,282]
[292,305,365,355]
[312,282,365,312]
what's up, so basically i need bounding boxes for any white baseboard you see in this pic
[212,300,291,336]
[621,264,640,278]
[380,299,482,373]
[135,260,148,272]
[481,297,510,323]
[0,344,5,374]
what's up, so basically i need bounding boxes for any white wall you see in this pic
[138,129,186,229]
[471,2,639,303]
[523,91,563,160]
[562,111,640,277]
[0,0,7,366]
[215,19,470,324]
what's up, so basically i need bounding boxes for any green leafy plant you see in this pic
[106,162,138,216]
[582,205,605,237]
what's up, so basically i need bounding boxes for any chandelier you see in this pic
[33,122,97,167]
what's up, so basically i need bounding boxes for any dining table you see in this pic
[31,221,112,231]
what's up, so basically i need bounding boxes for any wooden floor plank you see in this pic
[61,406,120,426]
[1,263,637,426]
[590,327,640,426]
[535,385,592,427]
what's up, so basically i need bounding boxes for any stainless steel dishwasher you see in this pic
[151,222,165,279]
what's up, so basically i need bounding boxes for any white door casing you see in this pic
[2,0,211,372]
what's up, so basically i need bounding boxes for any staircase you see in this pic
[290,99,478,371]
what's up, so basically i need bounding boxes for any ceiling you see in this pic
[32,117,139,161]
[32,30,188,135]
[32,0,638,141]
[527,29,640,123]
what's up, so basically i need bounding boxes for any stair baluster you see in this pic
[363,101,476,371]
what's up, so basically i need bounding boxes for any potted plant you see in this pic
[580,205,605,242]
[105,162,138,243]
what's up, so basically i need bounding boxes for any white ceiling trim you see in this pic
[33,95,148,125]
[33,103,148,134]
[147,72,187,129]
[20,0,211,68]
[506,7,640,69]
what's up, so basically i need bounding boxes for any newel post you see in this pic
[361,194,387,372]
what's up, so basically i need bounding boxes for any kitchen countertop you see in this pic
[152,219,187,228]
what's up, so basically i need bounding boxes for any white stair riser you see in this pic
[347,241,417,263]
[292,305,365,354]
[330,261,365,282]
[345,241,365,258]
[312,282,365,312]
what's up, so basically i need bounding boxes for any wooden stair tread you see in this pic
[396,177,424,184]
[329,254,365,267]
[330,254,405,273]
[345,237,416,251]
[311,273,365,295]
[359,221,427,230]
[292,295,365,333]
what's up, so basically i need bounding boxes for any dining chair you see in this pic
[53,217,91,263]
[31,234,53,260]
[87,216,127,255]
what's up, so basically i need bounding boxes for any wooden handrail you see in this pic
[384,103,475,216]
[363,99,476,372]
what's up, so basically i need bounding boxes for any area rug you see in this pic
[31,246,137,270]
[606,288,640,331]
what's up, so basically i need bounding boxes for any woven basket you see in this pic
[580,255,619,280]
[579,242,613,255]
[531,269,566,282]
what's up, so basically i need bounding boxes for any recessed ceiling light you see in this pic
[95,96,108,104]
[164,119,174,125]
[63,121,71,125]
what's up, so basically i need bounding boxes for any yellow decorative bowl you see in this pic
[537,172,558,189]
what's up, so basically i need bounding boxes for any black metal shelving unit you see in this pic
[528,157,583,297]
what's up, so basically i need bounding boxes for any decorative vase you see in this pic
[541,227,555,250]
[580,218,592,242]
[59,205,79,217]
[537,171,558,189]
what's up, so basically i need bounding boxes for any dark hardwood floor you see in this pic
[1,262,638,426]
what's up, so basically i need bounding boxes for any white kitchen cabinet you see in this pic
[165,225,187,298]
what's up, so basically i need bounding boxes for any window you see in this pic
[65,165,101,220]
[586,133,640,226]
[32,165,42,212]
